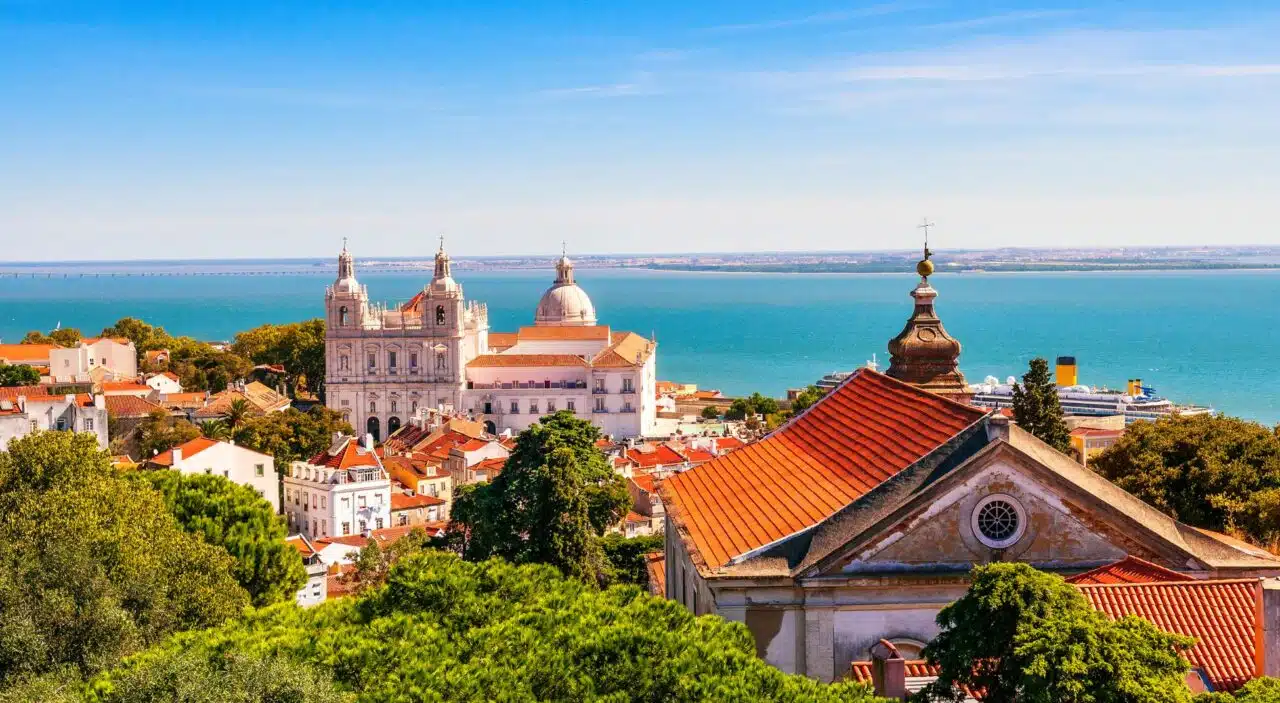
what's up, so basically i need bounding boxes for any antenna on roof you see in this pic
[917,218,934,261]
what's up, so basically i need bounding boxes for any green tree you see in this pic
[20,330,54,345]
[600,533,665,587]
[232,406,353,465]
[90,551,887,703]
[199,419,231,441]
[700,405,721,420]
[724,392,782,422]
[100,317,172,361]
[137,409,201,459]
[445,411,631,585]
[1011,357,1071,453]
[1092,414,1280,546]
[1195,677,1280,702]
[724,397,752,421]
[0,432,248,687]
[918,563,1194,703]
[135,471,306,607]
[0,363,41,386]
[86,649,349,703]
[231,319,326,398]
[20,327,81,347]
[790,384,829,415]
[221,397,253,429]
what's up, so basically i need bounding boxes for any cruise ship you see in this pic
[968,356,1213,424]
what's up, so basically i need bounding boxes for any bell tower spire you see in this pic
[337,238,356,282]
[434,235,452,281]
[885,220,969,401]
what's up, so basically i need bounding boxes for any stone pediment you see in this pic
[800,433,1280,580]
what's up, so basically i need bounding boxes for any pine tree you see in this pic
[1011,357,1072,453]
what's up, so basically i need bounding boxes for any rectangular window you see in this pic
[340,355,349,370]
[623,402,633,412]
[594,397,606,412]
[359,519,367,533]
[342,521,351,535]
[367,353,376,369]
[623,378,634,393]
[529,400,538,415]
[359,495,367,508]
[56,418,67,430]
[321,496,326,509]
[389,351,397,368]
[398,513,408,526]
[312,495,318,508]
[510,400,519,414]
[410,353,418,368]
[321,520,327,536]
[83,418,94,431]
[223,470,230,478]
[255,463,265,477]
[594,379,605,392]
[375,518,384,530]
[311,519,317,535]
[547,400,556,412]
[567,399,575,412]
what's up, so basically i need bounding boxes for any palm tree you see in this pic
[201,419,231,441]
[221,398,253,430]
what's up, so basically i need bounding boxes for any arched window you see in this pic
[436,351,448,370]
[367,416,381,442]
[411,400,418,414]
[339,306,349,326]
[369,401,377,413]
[388,416,401,435]
[390,400,398,413]
[436,305,446,325]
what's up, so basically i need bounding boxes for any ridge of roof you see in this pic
[467,353,589,368]
[1066,556,1195,585]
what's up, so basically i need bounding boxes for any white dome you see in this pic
[534,252,597,326]
[535,284,597,326]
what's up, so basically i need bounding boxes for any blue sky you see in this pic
[2,0,1279,260]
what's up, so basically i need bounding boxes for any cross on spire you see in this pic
[561,240,567,257]
[342,236,348,252]
[438,234,445,253]
[917,218,934,260]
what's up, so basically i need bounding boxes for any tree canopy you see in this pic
[136,408,201,459]
[230,319,326,398]
[99,317,253,393]
[789,384,829,415]
[1092,414,1280,547]
[20,327,83,347]
[134,471,305,607]
[230,406,352,465]
[1011,357,1072,453]
[444,411,631,585]
[724,392,781,421]
[0,362,41,387]
[88,551,887,703]
[0,432,249,689]
[919,563,1194,703]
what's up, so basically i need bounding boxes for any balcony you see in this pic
[389,368,398,375]
[620,407,637,414]
[592,387,609,395]
[593,407,610,414]
[340,467,384,484]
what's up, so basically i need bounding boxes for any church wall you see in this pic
[506,340,606,355]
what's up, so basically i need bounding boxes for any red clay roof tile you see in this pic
[1066,556,1194,585]
[663,369,986,570]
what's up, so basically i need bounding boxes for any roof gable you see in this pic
[662,369,986,572]
[1067,556,1194,585]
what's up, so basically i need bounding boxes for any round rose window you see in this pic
[971,495,1026,549]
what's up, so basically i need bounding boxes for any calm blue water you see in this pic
[1,268,1276,424]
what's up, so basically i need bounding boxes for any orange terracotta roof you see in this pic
[0,385,46,399]
[515,325,611,341]
[0,344,58,362]
[1066,556,1194,585]
[286,535,318,559]
[488,332,518,349]
[150,437,220,466]
[458,438,489,451]
[693,390,722,400]
[1078,579,1263,692]
[626,443,686,469]
[390,492,446,510]
[626,511,649,524]
[663,369,987,571]
[1070,427,1125,438]
[81,337,131,345]
[592,332,655,368]
[474,457,506,474]
[684,449,716,463]
[309,437,381,470]
[323,524,436,548]
[102,381,152,392]
[162,391,208,408]
[848,660,983,699]
[631,472,656,493]
[715,436,745,451]
[160,371,180,381]
[467,354,589,368]
[645,552,665,596]
[104,394,167,417]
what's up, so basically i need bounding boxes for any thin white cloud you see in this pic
[700,2,928,34]
[917,9,1077,31]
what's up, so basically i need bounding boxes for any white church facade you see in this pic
[324,242,658,441]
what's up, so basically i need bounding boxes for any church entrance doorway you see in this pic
[366,416,380,442]
[484,420,497,435]
[387,416,401,436]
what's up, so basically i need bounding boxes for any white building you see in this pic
[145,371,183,395]
[285,535,329,607]
[324,242,658,440]
[49,337,138,382]
[0,390,109,450]
[283,434,391,541]
[149,437,279,510]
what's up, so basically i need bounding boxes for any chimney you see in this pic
[172,447,183,469]
[986,413,1011,442]
[869,640,907,700]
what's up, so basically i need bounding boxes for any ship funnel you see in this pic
[1055,356,1078,387]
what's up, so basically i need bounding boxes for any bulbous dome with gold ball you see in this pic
[885,236,969,401]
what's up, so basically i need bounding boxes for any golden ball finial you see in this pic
[916,258,934,277]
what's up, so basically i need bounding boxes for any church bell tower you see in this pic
[885,220,970,402]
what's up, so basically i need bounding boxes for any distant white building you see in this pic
[324,242,658,440]
[0,389,109,450]
[145,371,183,395]
[149,437,279,510]
[283,434,391,541]
[49,337,138,383]
[285,535,329,607]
